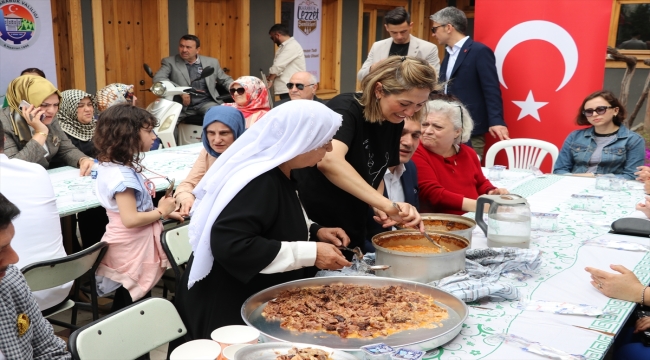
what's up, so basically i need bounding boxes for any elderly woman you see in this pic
[412,97,508,215]
[294,56,436,251]
[171,101,351,345]
[57,90,97,157]
[0,75,93,174]
[96,83,137,112]
[173,106,246,216]
[224,76,270,128]
[554,90,644,180]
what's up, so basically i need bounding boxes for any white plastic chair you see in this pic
[68,297,187,360]
[161,221,192,294]
[484,138,559,172]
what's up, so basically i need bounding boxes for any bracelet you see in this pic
[34,131,48,138]
[155,208,165,221]
[642,285,649,305]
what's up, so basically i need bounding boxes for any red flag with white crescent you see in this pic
[475,0,612,171]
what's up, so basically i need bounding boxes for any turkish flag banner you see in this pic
[475,0,612,171]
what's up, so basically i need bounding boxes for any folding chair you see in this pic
[21,242,108,329]
[68,297,187,360]
[161,220,192,295]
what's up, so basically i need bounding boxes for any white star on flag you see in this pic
[512,90,548,121]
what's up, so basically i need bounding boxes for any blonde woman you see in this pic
[294,56,438,251]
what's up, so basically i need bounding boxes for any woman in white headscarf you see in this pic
[172,100,352,343]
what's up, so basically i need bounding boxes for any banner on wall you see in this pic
[293,0,321,81]
[475,0,612,170]
[0,0,57,105]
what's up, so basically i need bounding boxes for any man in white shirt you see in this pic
[357,7,440,82]
[267,24,307,100]
[366,117,422,251]
[0,121,72,311]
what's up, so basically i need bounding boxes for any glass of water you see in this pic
[488,165,506,181]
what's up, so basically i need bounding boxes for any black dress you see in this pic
[174,167,313,341]
[293,93,403,249]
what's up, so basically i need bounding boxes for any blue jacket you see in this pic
[439,38,506,136]
[553,125,645,180]
[364,160,419,252]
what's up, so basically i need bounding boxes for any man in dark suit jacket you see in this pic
[365,118,421,252]
[430,7,509,158]
[153,34,233,119]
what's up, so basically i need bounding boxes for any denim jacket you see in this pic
[553,125,645,180]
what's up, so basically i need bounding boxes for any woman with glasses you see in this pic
[412,96,508,215]
[293,56,436,251]
[554,90,644,180]
[224,76,270,128]
[173,106,246,216]
[0,75,94,174]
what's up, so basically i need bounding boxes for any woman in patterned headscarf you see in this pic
[224,76,270,128]
[57,90,97,157]
[96,83,137,112]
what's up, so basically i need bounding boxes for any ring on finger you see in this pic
[598,282,603,289]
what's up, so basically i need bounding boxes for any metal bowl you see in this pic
[372,230,468,283]
[241,277,468,356]
[421,213,477,243]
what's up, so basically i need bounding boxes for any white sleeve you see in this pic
[259,241,317,274]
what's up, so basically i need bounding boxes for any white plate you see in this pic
[234,342,358,360]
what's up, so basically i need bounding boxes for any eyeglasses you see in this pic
[582,106,613,117]
[229,87,246,96]
[287,83,315,90]
[431,24,448,33]
[142,167,174,198]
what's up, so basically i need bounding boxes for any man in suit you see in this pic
[365,117,421,252]
[0,193,71,359]
[357,7,440,83]
[274,71,326,106]
[153,34,233,119]
[430,7,509,158]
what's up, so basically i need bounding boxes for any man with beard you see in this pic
[267,24,307,100]
[365,117,422,252]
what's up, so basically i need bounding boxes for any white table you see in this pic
[427,173,650,359]
[48,143,203,217]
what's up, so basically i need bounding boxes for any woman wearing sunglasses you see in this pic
[224,76,270,128]
[554,90,645,180]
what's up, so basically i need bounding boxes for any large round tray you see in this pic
[241,276,467,354]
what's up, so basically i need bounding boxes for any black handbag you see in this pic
[610,217,650,237]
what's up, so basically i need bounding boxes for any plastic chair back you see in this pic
[161,222,192,281]
[484,138,559,171]
[69,297,187,360]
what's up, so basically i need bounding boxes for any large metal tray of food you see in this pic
[234,342,358,360]
[241,276,467,354]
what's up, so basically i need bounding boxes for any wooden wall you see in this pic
[189,0,251,80]
[51,0,86,91]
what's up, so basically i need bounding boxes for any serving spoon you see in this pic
[391,203,446,252]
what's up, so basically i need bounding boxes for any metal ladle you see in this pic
[417,229,447,253]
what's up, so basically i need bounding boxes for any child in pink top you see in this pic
[93,104,183,311]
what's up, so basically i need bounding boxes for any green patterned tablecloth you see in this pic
[428,174,649,359]
[49,143,203,217]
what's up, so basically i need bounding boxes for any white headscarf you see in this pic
[187,100,343,289]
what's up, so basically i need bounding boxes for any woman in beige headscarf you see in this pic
[0,75,93,174]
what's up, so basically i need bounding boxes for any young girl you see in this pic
[93,104,182,311]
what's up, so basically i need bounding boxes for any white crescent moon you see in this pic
[8,5,18,13]
[494,20,578,92]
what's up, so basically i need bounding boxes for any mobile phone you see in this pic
[19,100,45,120]
[164,179,175,198]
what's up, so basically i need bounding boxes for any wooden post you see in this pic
[630,59,650,128]
[607,47,637,128]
